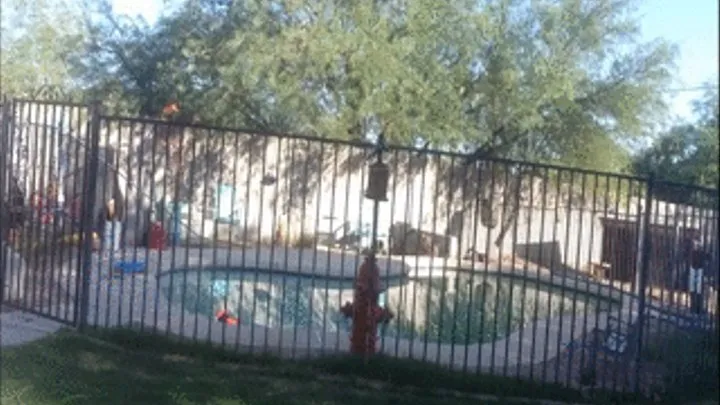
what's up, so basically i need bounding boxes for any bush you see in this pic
[291,233,317,249]
[651,326,719,402]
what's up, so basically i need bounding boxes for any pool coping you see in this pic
[155,265,623,306]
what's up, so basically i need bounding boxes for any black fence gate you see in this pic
[0,98,100,326]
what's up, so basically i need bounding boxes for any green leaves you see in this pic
[632,86,719,202]
[7,0,677,178]
[0,0,86,98]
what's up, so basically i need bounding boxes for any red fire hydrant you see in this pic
[340,255,394,356]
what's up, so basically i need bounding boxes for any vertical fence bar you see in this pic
[422,153,437,362]
[325,143,340,356]
[426,153,440,363]
[27,102,40,311]
[448,156,463,372]
[558,170,574,385]
[196,130,210,344]
[458,157,472,374]
[489,163,504,375]
[580,173,599,389]
[393,150,409,358]
[128,120,146,327]
[219,130,233,347]
[410,151,427,360]
[101,118,115,328]
[38,103,50,315]
[504,164,521,378]
[634,174,654,394]
[278,138,294,355]
[0,98,10,306]
[47,104,60,318]
[481,162,497,374]
[566,173,586,387]
[516,166,532,380]
[189,132,201,342]
[4,99,20,307]
[116,119,130,327]
[266,135,282,352]
[141,122,158,332]
[532,167,550,382]
[77,100,102,330]
[232,131,245,353]
[17,101,29,310]
[464,160,481,374]
[166,125,184,337]
[209,130,223,344]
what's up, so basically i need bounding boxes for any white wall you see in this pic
[99,123,615,272]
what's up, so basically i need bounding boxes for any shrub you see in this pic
[291,233,317,249]
[651,326,719,402]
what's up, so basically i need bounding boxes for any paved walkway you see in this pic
[0,310,63,347]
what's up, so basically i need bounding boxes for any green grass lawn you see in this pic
[1,330,573,405]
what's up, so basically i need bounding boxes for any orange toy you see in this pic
[161,101,180,119]
[215,309,239,326]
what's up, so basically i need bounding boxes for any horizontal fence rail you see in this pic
[1,98,718,399]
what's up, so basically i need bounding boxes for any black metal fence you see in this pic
[1,98,718,397]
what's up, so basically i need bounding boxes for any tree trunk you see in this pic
[493,197,521,251]
[488,174,522,262]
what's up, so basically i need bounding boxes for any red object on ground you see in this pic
[215,309,239,325]
[147,221,167,250]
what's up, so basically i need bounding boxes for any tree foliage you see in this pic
[0,0,86,98]
[632,85,719,204]
[68,0,675,169]
[4,0,698,253]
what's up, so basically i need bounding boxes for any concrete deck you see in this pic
[0,310,63,347]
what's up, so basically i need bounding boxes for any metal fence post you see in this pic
[76,100,102,331]
[0,97,11,305]
[634,173,655,394]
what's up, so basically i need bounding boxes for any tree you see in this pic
[75,0,675,160]
[70,0,299,130]
[633,85,719,204]
[221,0,676,253]
[71,0,677,255]
[233,0,672,163]
[0,0,86,98]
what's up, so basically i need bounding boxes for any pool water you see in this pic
[159,268,614,344]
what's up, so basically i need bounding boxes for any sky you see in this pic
[112,0,719,122]
[637,0,719,122]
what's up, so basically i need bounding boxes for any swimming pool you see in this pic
[158,268,616,345]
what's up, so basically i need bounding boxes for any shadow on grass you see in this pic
[10,326,695,404]
[82,328,650,405]
[1,328,552,405]
[1,330,260,404]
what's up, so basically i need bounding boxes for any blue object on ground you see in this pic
[114,260,146,274]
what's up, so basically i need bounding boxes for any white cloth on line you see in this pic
[104,220,122,253]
